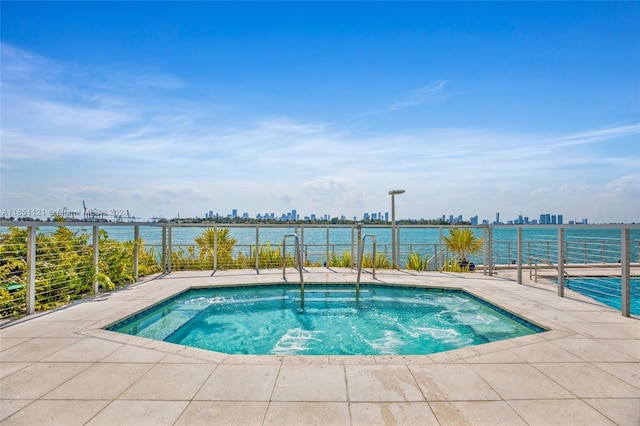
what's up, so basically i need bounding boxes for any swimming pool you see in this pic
[566,277,639,315]
[107,284,545,355]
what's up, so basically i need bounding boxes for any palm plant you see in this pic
[442,228,483,271]
[194,227,237,269]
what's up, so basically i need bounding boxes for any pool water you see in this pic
[566,277,639,315]
[107,285,544,356]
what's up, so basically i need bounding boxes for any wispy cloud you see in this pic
[551,123,640,147]
[2,43,638,222]
[389,80,448,111]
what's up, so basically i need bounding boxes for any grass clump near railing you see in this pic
[329,250,353,267]
[236,243,300,269]
[405,252,428,271]
[0,226,160,319]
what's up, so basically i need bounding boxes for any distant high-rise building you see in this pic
[551,215,557,225]
[495,212,500,224]
[232,209,238,218]
[470,215,478,225]
[385,212,389,222]
[558,214,563,225]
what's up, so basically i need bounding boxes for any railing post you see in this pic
[26,225,36,315]
[488,227,494,276]
[517,227,523,284]
[300,225,305,265]
[282,237,287,279]
[621,228,630,317]
[356,223,362,270]
[396,226,401,269]
[167,225,172,273]
[213,225,218,271]
[162,225,167,273]
[558,227,565,297]
[439,226,444,271]
[255,225,260,271]
[350,225,355,269]
[133,225,139,281]
[325,226,330,267]
[93,225,99,293]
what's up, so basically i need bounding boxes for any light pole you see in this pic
[389,189,405,269]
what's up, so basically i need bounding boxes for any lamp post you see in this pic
[389,189,405,269]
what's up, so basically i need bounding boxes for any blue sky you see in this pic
[1,1,639,223]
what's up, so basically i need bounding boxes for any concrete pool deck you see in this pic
[1,268,638,425]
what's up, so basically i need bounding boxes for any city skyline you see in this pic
[2,2,639,224]
[1,203,591,226]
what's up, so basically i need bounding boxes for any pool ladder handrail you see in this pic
[282,233,305,309]
[356,234,376,299]
[529,255,570,282]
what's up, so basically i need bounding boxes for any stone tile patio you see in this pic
[1,268,638,425]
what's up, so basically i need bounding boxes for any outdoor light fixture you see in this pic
[389,189,405,269]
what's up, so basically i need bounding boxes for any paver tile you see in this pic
[584,398,640,426]
[510,341,583,363]
[0,337,81,362]
[592,338,640,360]
[85,400,189,426]
[0,337,30,352]
[100,344,167,363]
[593,362,640,389]
[1,362,92,399]
[263,401,350,426]
[346,364,424,402]
[350,402,438,425]
[0,400,32,422]
[508,399,616,425]
[533,362,640,398]
[552,338,639,362]
[1,399,109,426]
[272,364,347,401]
[0,362,31,380]
[409,364,501,401]
[119,363,216,400]
[175,401,268,426]
[41,337,122,362]
[471,364,575,400]
[429,401,527,426]
[43,363,154,400]
[195,364,279,401]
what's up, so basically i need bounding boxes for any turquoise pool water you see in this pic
[107,285,544,355]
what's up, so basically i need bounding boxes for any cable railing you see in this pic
[1,222,638,320]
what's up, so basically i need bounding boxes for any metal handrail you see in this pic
[356,234,376,299]
[282,233,305,309]
[529,255,570,282]
[426,249,446,271]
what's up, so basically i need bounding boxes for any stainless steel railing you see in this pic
[282,233,304,310]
